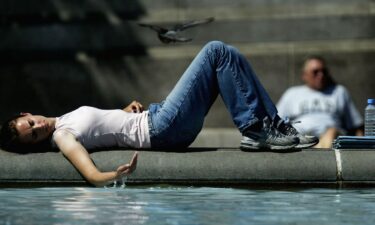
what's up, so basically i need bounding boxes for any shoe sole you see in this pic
[240,141,298,151]
[293,140,319,149]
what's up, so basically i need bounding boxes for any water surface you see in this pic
[1,187,375,225]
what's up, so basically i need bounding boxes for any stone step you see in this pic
[1,0,372,25]
[140,3,373,23]
[1,16,374,59]
[0,0,144,25]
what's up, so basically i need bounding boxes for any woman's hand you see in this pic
[115,151,138,179]
[123,101,144,113]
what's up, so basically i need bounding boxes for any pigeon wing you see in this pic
[174,17,214,31]
[138,23,168,33]
[173,37,193,42]
[159,34,193,43]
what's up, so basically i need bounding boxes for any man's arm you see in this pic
[355,128,364,136]
[341,86,364,136]
[349,125,364,136]
[346,126,364,136]
[54,130,138,187]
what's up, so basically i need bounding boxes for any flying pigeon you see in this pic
[138,17,214,44]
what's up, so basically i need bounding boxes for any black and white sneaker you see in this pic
[240,117,299,151]
[275,120,319,149]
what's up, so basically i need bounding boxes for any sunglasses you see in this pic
[312,68,328,75]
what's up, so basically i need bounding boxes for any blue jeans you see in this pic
[148,41,277,148]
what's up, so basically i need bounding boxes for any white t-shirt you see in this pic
[52,106,150,149]
[277,85,363,136]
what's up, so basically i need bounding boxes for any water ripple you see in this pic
[1,187,375,225]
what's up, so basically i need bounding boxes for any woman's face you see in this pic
[14,114,54,144]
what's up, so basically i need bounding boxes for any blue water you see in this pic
[1,187,375,225]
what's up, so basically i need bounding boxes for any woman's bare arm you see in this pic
[53,130,138,187]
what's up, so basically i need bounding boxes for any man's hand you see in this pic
[123,101,144,113]
[115,152,138,179]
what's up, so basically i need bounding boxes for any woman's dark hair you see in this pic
[0,114,23,151]
[0,115,56,154]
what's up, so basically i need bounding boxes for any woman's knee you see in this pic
[203,40,227,52]
[201,41,231,65]
[204,41,241,59]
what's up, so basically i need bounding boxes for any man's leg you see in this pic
[315,127,339,148]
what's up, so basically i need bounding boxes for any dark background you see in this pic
[0,0,374,128]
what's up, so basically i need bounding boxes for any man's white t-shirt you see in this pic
[52,106,150,149]
[277,85,363,136]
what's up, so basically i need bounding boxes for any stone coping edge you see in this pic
[0,148,375,187]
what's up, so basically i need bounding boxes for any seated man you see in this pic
[277,56,363,148]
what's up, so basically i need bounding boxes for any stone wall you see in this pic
[0,0,374,128]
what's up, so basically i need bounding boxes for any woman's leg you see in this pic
[148,41,293,149]
[148,41,221,148]
[213,42,278,131]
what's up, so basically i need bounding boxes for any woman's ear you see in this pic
[20,112,32,116]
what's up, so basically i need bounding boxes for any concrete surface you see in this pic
[190,128,242,148]
[1,147,375,187]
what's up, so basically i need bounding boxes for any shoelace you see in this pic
[284,124,298,136]
[264,120,284,140]
[276,118,301,136]
[283,117,300,125]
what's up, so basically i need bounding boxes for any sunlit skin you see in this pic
[302,59,329,91]
[15,113,56,144]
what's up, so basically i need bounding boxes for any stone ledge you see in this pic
[1,148,374,187]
